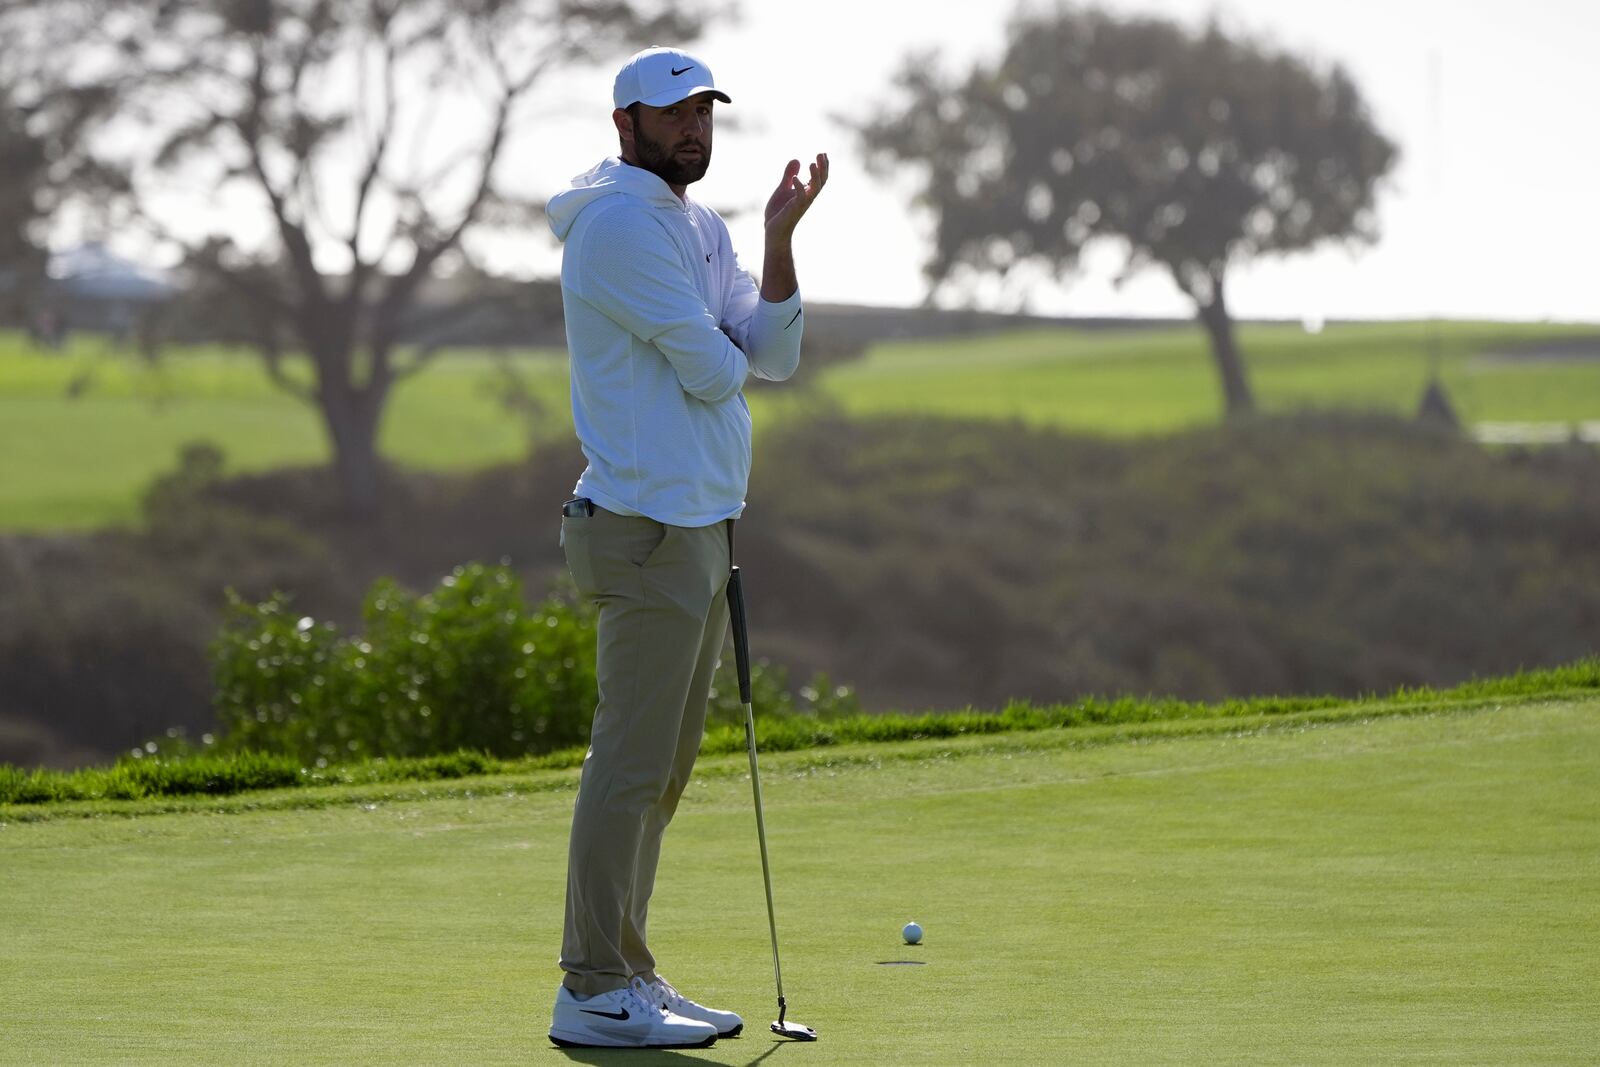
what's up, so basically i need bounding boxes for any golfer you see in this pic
[544,46,826,1050]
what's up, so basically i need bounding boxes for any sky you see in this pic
[503,0,1599,323]
[81,0,1600,324]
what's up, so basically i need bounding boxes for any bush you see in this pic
[742,412,1600,707]
[212,563,596,762]
[706,657,860,727]
[210,563,860,764]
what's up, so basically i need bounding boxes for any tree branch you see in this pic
[120,187,301,325]
[256,333,318,404]
[238,34,330,336]
[347,15,400,304]
[371,56,544,351]
[389,290,524,382]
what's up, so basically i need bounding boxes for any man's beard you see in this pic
[633,127,711,186]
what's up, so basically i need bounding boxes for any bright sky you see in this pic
[84,0,1597,324]
[507,0,1599,323]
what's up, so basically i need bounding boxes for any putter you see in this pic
[726,565,818,1042]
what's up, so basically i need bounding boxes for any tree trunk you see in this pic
[1196,285,1256,417]
[319,378,387,518]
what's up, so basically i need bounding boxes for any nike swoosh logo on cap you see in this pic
[671,65,694,76]
[580,1007,631,1021]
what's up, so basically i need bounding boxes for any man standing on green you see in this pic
[544,46,827,1050]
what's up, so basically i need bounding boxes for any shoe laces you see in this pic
[646,975,686,1011]
[628,976,670,1016]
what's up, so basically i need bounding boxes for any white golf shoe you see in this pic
[548,976,719,1049]
[644,975,745,1038]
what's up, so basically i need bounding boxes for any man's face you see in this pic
[620,93,715,187]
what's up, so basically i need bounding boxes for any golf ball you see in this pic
[902,921,923,945]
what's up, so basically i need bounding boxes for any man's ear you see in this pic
[612,107,635,148]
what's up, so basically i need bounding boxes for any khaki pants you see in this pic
[558,506,732,996]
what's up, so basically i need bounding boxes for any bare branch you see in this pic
[257,337,319,404]
[388,290,526,382]
[285,0,338,102]
[347,21,400,300]
[372,64,536,349]
[238,34,329,325]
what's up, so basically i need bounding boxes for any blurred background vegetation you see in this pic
[1,1,1596,769]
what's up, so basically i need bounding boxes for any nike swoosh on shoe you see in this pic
[580,1008,630,1021]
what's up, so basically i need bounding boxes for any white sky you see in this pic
[94,0,1600,323]
[503,0,1599,323]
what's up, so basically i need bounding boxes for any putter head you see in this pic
[771,1020,818,1041]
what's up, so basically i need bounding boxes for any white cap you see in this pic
[612,46,731,109]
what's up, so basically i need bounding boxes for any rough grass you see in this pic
[808,319,1600,433]
[1,698,1595,1064]
[4,320,1598,530]
[5,657,1596,814]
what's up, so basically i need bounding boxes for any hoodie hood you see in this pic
[547,157,684,242]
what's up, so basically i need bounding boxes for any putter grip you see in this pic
[727,566,753,704]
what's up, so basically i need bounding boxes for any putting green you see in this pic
[2,701,1596,1064]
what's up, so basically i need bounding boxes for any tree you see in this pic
[853,5,1397,415]
[0,85,50,325]
[5,0,716,514]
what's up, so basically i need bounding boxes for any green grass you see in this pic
[811,319,1600,433]
[0,333,572,530]
[2,698,1595,1064]
[4,320,1598,530]
[7,656,1599,811]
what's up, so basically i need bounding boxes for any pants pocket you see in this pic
[570,511,670,598]
[636,523,673,569]
[590,510,667,570]
[561,516,599,597]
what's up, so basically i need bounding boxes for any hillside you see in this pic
[4,409,1599,769]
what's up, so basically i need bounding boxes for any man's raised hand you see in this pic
[764,153,829,244]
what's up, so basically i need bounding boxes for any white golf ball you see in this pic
[902,921,923,945]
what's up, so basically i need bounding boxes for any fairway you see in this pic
[3,701,1596,1065]
[0,338,572,530]
[812,320,1600,435]
[4,321,1599,530]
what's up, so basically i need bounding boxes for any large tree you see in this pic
[854,5,1397,415]
[5,0,714,513]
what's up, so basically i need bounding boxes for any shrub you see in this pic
[210,563,859,764]
[744,412,1600,707]
[706,659,860,727]
[212,564,597,762]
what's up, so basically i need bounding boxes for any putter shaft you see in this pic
[729,566,816,1040]
[743,698,785,1005]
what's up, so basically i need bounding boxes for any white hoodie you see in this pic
[547,157,804,526]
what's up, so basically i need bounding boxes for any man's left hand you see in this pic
[764,153,829,244]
